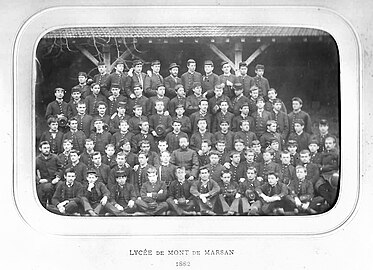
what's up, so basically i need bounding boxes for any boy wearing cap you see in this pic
[166,166,197,215]
[169,84,186,118]
[202,60,219,98]
[165,119,188,153]
[135,166,169,215]
[75,101,93,138]
[231,83,250,116]
[108,170,138,215]
[234,119,257,148]
[226,151,246,184]
[237,62,255,97]
[164,63,182,99]
[48,168,83,215]
[215,170,239,215]
[149,100,172,140]
[218,61,237,99]
[270,98,290,140]
[93,61,110,96]
[128,105,148,135]
[287,140,301,167]
[103,59,131,98]
[308,139,322,165]
[190,118,215,151]
[232,102,255,132]
[252,96,272,139]
[127,84,148,117]
[107,84,127,116]
[213,119,235,152]
[288,97,312,134]
[253,64,270,98]
[172,104,191,135]
[111,119,134,152]
[40,117,64,154]
[45,87,68,121]
[89,118,112,154]
[190,98,212,134]
[208,83,232,116]
[74,72,91,99]
[288,118,311,152]
[109,101,130,134]
[66,149,88,185]
[144,60,164,97]
[128,59,146,92]
[67,87,83,118]
[185,82,204,116]
[181,59,203,96]
[264,88,287,114]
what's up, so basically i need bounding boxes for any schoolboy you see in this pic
[118,139,138,168]
[157,140,169,155]
[208,84,231,116]
[253,64,270,98]
[170,137,199,181]
[256,172,288,215]
[166,166,197,216]
[126,83,148,116]
[252,96,272,139]
[168,84,186,117]
[211,99,234,133]
[227,151,246,184]
[66,149,88,185]
[278,150,295,187]
[81,170,112,216]
[287,140,301,167]
[232,102,255,132]
[90,151,111,185]
[218,61,237,99]
[107,84,127,116]
[45,87,68,121]
[103,59,131,98]
[48,168,83,216]
[149,100,173,140]
[216,170,239,215]
[131,121,156,153]
[89,118,112,154]
[146,84,170,116]
[63,118,86,154]
[189,98,212,134]
[101,144,117,168]
[248,86,259,116]
[264,88,287,114]
[109,101,130,134]
[93,61,110,96]
[128,104,148,135]
[231,167,262,215]
[137,140,160,167]
[231,138,246,163]
[89,102,111,133]
[135,166,169,215]
[288,118,311,152]
[259,120,283,151]
[36,141,63,207]
[252,140,263,163]
[233,119,257,148]
[201,60,219,98]
[213,120,235,152]
[242,148,260,173]
[108,170,138,215]
[299,149,321,188]
[132,152,152,197]
[308,139,322,165]
[57,139,73,169]
[314,119,331,153]
[231,82,250,116]
[144,60,164,97]
[80,138,96,168]
[110,119,134,152]
[190,166,220,215]
[215,140,230,167]
[270,98,290,140]
[67,86,83,118]
[197,140,212,167]
[190,118,215,151]
[107,151,131,189]
[269,139,282,164]
[205,150,226,184]
[237,61,255,97]
[257,149,281,182]
[40,117,64,154]
[128,59,146,93]
[172,104,192,135]
[74,71,91,99]
[164,62,182,99]
[288,97,312,134]
[181,59,203,96]
[165,119,188,153]
[85,83,108,116]
[74,101,93,139]
[185,82,204,116]
[157,151,176,190]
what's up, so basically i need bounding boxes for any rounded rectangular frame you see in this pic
[13,5,360,236]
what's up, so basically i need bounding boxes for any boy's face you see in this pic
[221,173,231,184]
[319,124,329,134]
[292,101,302,111]
[71,91,81,100]
[300,153,310,164]
[325,138,336,151]
[193,86,202,95]
[157,87,165,96]
[77,104,86,114]
[172,122,181,132]
[234,88,243,96]
[141,122,149,132]
[70,153,79,163]
[263,152,272,162]
[138,154,148,165]
[39,144,50,155]
[152,64,161,73]
[120,121,129,132]
[296,168,307,180]
[308,143,319,153]
[245,152,255,162]
[116,176,127,186]
[160,152,170,163]
[197,120,207,131]
[199,101,208,112]
[209,154,219,165]
[239,66,248,76]
[78,75,87,84]
[255,68,264,77]
[91,84,100,95]
[268,90,277,100]
[176,87,186,97]
[94,120,104,130]
[63,141,72,152]
[98,65,106,74]
[105,147,115,157]
[220,122,229,132]
[87,173,98,184]
[241,121,250,132]
[111,87,120,96]
[267,174,278,186]
[204,64,213,74]
[288,145,297,154]
[134,107,142,116]
[140,143,150,153]
[97,105,106,115]
[247,169,256,180]
[231,154,241,164]
[199,169,209,181]
[201,143,210,153]
[250,90,259,99]
[55,89,64,99]
[268,123,277,132]
[273,102,282,111]
[134,87,142,96]
[188,63,196,72]
[49,122,59,131]
[134,64,143,73]
[234,142,244,152]
[148,172,158,184]
[216,143,225,152]
[158,142,168,152]
[65,172,76,185]
[155,102,164,112]
[85,141,95,151]
[122,142,131,152]
[294,123,304,133]
[176,168,186,181]
[92,154,101,165]
[220,102,229,112]
[252,144,261,153]
[170,67,178,77]
[281,153,291,165]
[256,100,265,109]
[222,64,231,74]
[241,106,250,115]
[116,154,126,166]
[115,64,124,72]
[175,107,185,116]
[214,87,223,97]
[271,142,279,151]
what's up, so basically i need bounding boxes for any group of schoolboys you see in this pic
[36,58,340,216]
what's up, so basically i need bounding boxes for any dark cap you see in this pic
[292,97,303,104]
[287,140,298,146]
[239,62,247,68]
[115,59,125,65]
[87,169,97,176]
[115,170,128,178]
[187,59,196,65]
[255,64,265,70]
[233,83,243,91]
[93,117,104,123]
[204,60,214,66]
[308,139,320,145]
[97,61,106,66]
[175,84,184,91]
[133,83,142,89]
[192,82,201,88]
[175,104,185,109]
[240,102,249,109]
[319,119,329,125]
[133,104,142,109]
[110,83,120,90]
[157,83,165,89]
[221,61,229,67]
[294,119,305,126]
[71,86,81,93]
[151,60,161,66]
[78,72,87,77]
[169,62,179,70]
[132,59,143,67]
[118,101,127,108]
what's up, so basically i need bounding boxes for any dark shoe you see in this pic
[273,208,285,215]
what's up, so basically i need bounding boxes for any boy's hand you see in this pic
[199,195,207,203]
[128,200,135,208]
[158,189,164,194]
[127,68,134,77]
[108,95,115,101]
[224,163,230,169]
[235,193,241,199]
[152,131,158,137]
[133,165,139,171]
[146,193,152,197]
[39,179,48,184]
[100,196,108,206]
[51,177,60,185]
[226,80,233,86]
[87,182,94,191]
[257,177,263,182]
[164,111,169,116]
[130,93,136,99]
[239,178,245,183]
[147,70,152,77]
[115,204,124,211]
[174,199,178,204]
[294,197,302,207]
[187,176,194,181]
[198,150,203,156]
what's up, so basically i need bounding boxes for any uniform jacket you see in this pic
[232,114,255,133]
[211,111,235,133]
[253,75,270,97]
[288,178,314,201]
[169,96,186,117]
[252,109,272,138]
[76,113,93,138]
[93,73,110,97]
[144,73,164,97]
[82,181,110,203]
[107,95,127,116]
[288,110,312,134]
[270,110,290,140]
[51,181,83,206]
[111,131,135,152]
[103,71,131,97]
[109,113,131,134]
[181,71,203,95]
[218,74,237,99]
[140,180,168,203]
[185,94,203,116]
[237,74,255,97]
[109,182,137,207]
[40,130,64,154]
[63,130,86,154]
[190,131,215,151]
[170,148,199,177]
[45,100,68,119]
[128,115,148,135]
[84,93,108,116]
[231,95,250,116]
[172,115,191,135]
[89,131,112,154]
[213,130,235,152]
[202,73,219,95]
[165,131,188,153]
[127,96,148,117]
[234,131,257,148]
[66,161,88,185]
[189,111,212,134]
[168,179,194,200]
[146,96,170,116]
[90,163,111,185]
[36,153,63,182]
[288,131,311,152]
[256,181,288,198]
[190,179,220,198]
[164,75,182,99]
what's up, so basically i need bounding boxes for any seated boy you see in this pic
[85,83,108,116]
[45,87,68,121]
[226,151,246,183]
[40,117,64,154]
[165,119,188,153]
[128,105,148,135]
[67,149,88,185]
[234,119,257,148]
[308,139,322,165]
[149,100,173,141]
[111,119,134,152]
[158,151,176,190]
[62,117,86,154]
[212,99,234,134]
[257,149,281,182]
[278,150,295,187]
[213,120,235,152]
[205,150,226,184]
[101,144,117,168]
[166,166,197,216]
[215,170,239,215]
[288,118,311,152]
[58,139,73,169]
[135,166,169,215]
[89,117,112,155]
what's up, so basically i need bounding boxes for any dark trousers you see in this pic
[166,198,196,215]
[135,199,169,215]
[47,201,80,215]
[230,197,262,215]
[36,182,55,207]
